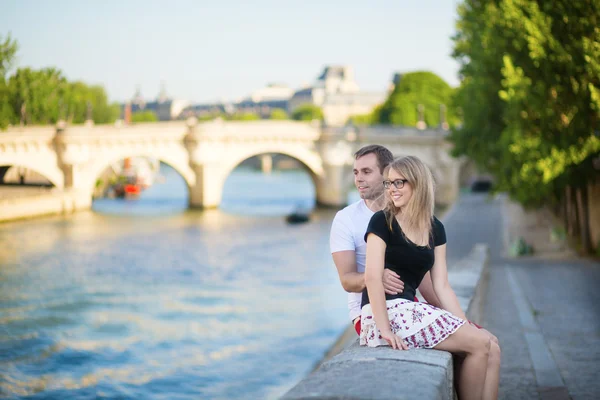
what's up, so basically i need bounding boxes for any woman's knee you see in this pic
[488,341,501,366]
[467,331,491,357]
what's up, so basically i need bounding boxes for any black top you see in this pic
[361,210,447,307]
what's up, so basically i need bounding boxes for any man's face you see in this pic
[353,153,384,200]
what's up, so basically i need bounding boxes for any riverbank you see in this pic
[0,187,91,223]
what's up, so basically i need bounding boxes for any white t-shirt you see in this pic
[329,199,375,321]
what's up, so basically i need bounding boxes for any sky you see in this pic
[2,0,462,104]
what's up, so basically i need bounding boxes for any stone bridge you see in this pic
[0,119,463,210]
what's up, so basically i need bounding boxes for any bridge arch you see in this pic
[220,146,324,183]
[207,145,325,208]
[0,162,63,188]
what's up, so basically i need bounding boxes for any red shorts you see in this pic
[354,318,361,335]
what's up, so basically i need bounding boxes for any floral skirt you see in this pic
[360,298,466,349]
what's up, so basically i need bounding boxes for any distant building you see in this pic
[235,83,294,117]
[288,66,385,126]
[124,84,190,121]
[181,83,294,119]
[177,65,388,125]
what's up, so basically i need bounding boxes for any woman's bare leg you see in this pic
[483,341,501,400]
[433,323,491,400]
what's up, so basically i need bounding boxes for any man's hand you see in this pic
[382,269,404,295]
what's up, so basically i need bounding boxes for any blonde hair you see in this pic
[383,156,436,247]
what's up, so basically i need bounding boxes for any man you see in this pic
[329,144,442,335]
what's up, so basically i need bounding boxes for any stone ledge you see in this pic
[282,244,490,400]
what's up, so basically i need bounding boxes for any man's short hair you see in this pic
[354,145,394,174]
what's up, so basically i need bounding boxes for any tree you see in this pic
[1,33,119,127]
[0,34,18,129]
[451,0,600,251]
[269,108,288,120]
[376,71,458,127]
[131,110,158,123]
[0,33,17,78]
[292,103,323,121]
[7,67,70,125]
[228,112,260,121]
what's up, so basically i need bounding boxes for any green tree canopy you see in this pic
[131,110,158,123]
[376,71,458,127]
[0,33,120,129]
[451,0,600,207]
[269,108,288,120]
[291,104,323,121]
[7,67,69,125]
[66,82,120,124]
[228,112,260,121]
[0,33,18,78]
[0,34,18,129]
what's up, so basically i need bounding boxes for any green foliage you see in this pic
[348,113,373,125]
[1,34,19,129]
[228,112,260,121]
[451,0,600,207]
[66,82,120,124]
[269,108,288,120]
[292,103,323,121]
[131,110,158,123]
[7,67,70,125]
[376,71,458,127]
[197,113,221,121]
[509,236,534,257]
[0,33,18,78]
[0,80,14,129]
[0,33,119,129]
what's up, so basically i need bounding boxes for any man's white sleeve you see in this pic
[330,212,355,253]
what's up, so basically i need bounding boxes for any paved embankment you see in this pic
[0,187,90,222]
[482,199,600,400]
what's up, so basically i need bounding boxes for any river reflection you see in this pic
[0,164,350,399]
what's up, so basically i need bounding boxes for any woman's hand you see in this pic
[381,331,409,350]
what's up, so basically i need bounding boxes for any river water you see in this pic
[0,164,353,399]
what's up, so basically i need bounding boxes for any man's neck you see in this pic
[364,197,385,212]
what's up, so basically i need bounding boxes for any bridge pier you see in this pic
[260,154,273,175]
[188,163,223,209]
[316,163,350,208]
[315,135,354,208]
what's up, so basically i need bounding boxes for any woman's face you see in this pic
[386,168,413,210]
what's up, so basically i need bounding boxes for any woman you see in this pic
[360,156,500,400]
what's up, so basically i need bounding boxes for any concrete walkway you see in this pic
[482,198,600,400]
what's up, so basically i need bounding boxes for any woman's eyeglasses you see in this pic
[383,179,409,190]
